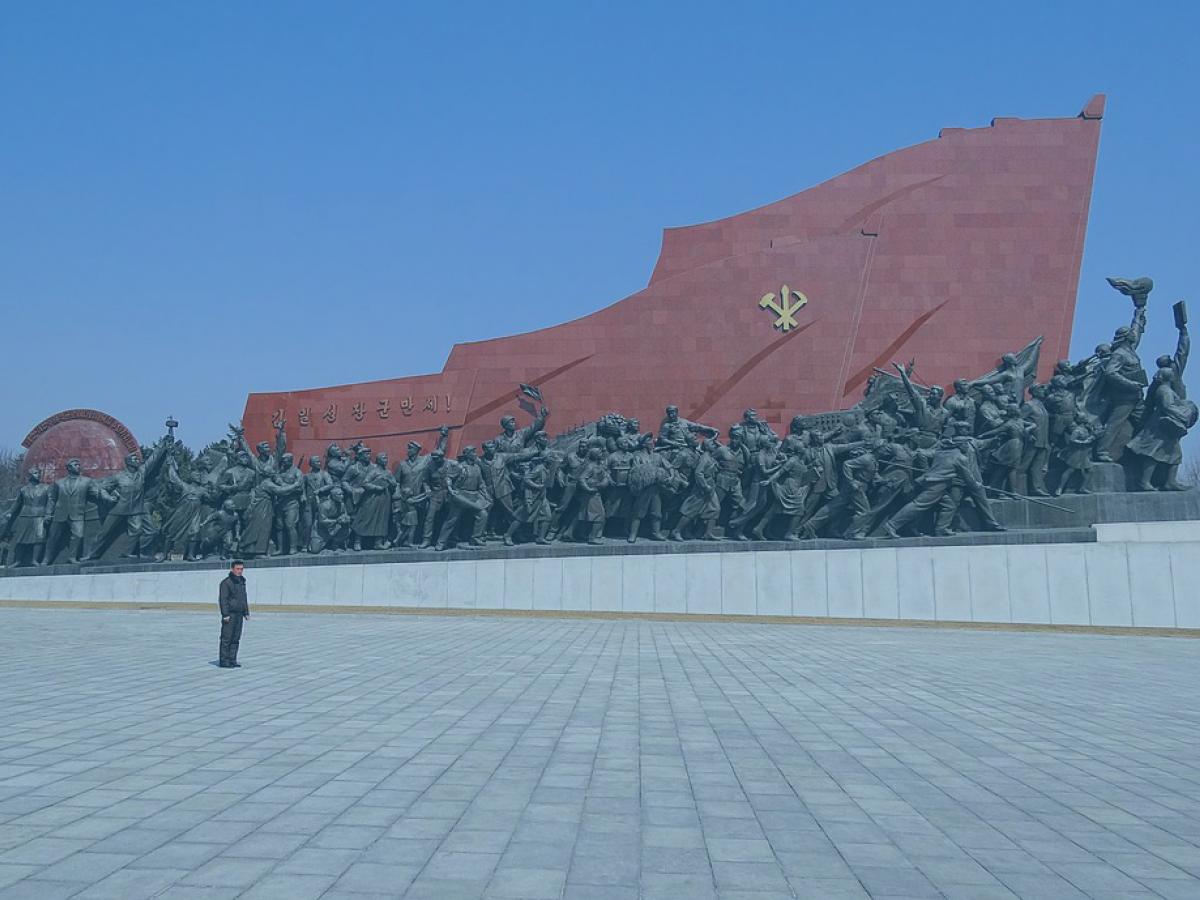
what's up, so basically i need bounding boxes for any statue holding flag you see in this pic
[492,384,550,454]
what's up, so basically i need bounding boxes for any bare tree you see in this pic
[1182,453,1200,487]
[0,448,24,504]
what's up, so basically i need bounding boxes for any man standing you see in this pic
[218,560,250,668]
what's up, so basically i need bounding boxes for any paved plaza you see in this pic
[0,608,1198,899]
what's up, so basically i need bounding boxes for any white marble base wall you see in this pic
[2,523,1198,629]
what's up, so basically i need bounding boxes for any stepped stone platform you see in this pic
[3,525,1100,580]
[0,490,1197,632]
[990,484,1200,529]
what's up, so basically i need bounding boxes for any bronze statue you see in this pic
[1127,305,1194,490]
[44,459,111,565]
[438,445,488,550]
[88,432,174,560]
[1095,277,1152,461]
[312,486,351,553]
[266,453,305,555]
[160,458,212,561]
[351,453,395,551]
[2,470,51,567]
[18,273,1189,566]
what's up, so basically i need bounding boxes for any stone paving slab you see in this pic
[0,607,1197,899]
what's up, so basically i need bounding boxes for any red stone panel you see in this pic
[244,97,1104,456]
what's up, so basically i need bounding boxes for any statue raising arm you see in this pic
[893,363,929,430]
[141,433,176,486]
[1171,309,1190,378]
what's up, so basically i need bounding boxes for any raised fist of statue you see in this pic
[541,406,551,418]
[438,424,450,436]
[275,417,286,431]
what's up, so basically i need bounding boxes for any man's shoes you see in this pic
[230,662,242,668]
[218,662,231,668]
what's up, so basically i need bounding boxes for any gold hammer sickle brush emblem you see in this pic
[759,284,808,332]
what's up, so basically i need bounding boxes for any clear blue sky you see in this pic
[2,1,1196,460]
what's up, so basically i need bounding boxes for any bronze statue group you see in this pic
[1,277,1193,567]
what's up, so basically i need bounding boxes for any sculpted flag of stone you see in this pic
[2,275,1193,569]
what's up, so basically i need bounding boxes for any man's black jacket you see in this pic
[219,574,249,617]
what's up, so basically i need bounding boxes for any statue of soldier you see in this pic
[671,436,720,541]
[1127,311,1194,490]
[574,445,612,544]
[711,427,748,537]
[883,437,971,537]
[439,445,489,551]
[943,379,976,433]
[340,445,372,516]
[804,441,882,540]
[750,435,816,541]
[603,432,636,538]
[735,408,779,452]
[494,406,549,454]
[233,421,286,558]
[1076,343,1114,423]
[312,485,352,553]
[417,449,451,549]
[217,449,256,535]
[1044,374,1079,452]
[894,363,946,436]
[656,405,691,450]
[1095,276,1152,461]
[302,455,333,552]
[970,352,1029,405]
[1056,413,1098,495]
[44,459,110,565]
[942,429,1007,532]
[867,395,903,439]
[160,457,212,561]
[88,432,174,560]
[266,453,305,555]
[793,433,863,527]
[351,453,396,551]
[625,433,668,542]
[548,441,591,541]
[2,470,52,567]
[478,441,509,540]
[504,452,553,545]
[868,429,921,525]
[975,384,1005,435]
[982,415,1033,494]
[325,443,349,481]
[394,425,449,546]
[479,436,539,539]
[1020,383,1052,496]
[198,498,241,559]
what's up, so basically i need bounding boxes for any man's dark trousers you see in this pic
[219,615,244,666]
